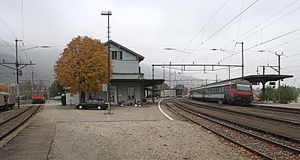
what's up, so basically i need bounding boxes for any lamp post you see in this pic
[101,10,112,114]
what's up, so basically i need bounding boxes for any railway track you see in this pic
[176,100,300,144]
[248,104,300,115]
[0,105,41,141]
[164,99,300,160]
[182,99,300,127]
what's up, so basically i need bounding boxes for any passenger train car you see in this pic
[0,84,15,110]
[190,79,253,105]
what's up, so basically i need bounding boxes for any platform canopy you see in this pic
[241,74,293,84]
[111,79,164,87]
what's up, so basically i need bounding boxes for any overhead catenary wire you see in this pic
[220,0,299,50]
[231,5,300,46]
[180,0,259,63]
[21,0,24,41]
[0,35,15,52]
[236,0,245,39]
[218,27,300,63]
[183,0,230,50]
[189,0,259,54]
[266,36,300,51]
[0,16,17,39]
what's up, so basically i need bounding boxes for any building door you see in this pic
[110,86,117,105]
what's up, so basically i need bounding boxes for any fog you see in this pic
[1,0,300,88]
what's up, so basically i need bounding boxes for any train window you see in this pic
[236,84,251,91]
[232,84,237,89]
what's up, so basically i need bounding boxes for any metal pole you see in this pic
[241,42,244,78]
[15,39,20,109]
[152,65,154,103]
[276,52,283,87]
[169,63,171,88]
[228,66,231,80]
[163,66,165,99]
[103,13,111,114]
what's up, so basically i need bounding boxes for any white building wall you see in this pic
[114,82,142,103]
[160,89,176,98]
[110,45,140,74]
[112,74,144,79]
[66,93,80,105]
[111,60,139,74]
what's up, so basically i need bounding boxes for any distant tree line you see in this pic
[259,85,298,104]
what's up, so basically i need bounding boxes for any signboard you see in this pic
[102,84,108,92]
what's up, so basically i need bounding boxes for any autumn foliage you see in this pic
[0,84,8,92]
[54,36,110,94]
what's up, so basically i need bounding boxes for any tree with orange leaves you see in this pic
[54,36,110,94]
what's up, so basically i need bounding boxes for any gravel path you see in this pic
[49,120,252,160]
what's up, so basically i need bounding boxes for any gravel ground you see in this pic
[49,120,252,160]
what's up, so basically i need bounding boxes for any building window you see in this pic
[128,87,135,99]
[111,51,117,59]
[111,51,123,60]
[118,51,123,59]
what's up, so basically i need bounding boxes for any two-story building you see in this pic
[66,40,163,105]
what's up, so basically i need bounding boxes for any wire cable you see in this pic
[220,0,299,50]
[190,0,259,54]
[0,36,15,52]
[21,0,25,41]
[183,0,230,50]
[218,27,300,63]
[0,16,17,39]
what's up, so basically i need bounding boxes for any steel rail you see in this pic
[0,105,40,141]
[182,100,300,127]
[177,100,300,143]
[163,101,273,160]
[165,101,300,159]
[248,104,300,115]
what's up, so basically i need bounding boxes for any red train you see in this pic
[190,79,254,105]
[32,90,46,104]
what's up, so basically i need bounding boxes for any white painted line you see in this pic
[158,99,173,120]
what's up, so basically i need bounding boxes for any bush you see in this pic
[275,85,298,104]
[259,85,298,104]
[259,86,276,102]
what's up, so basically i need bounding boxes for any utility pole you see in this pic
[152,65,154,102]
[16,39,20,108]
[169,62,171,88]
[275,52,283,87]
[0,39,36,108]
[228,66,231,80]
[101,11,112,114]
[31,70,34,91]
[236,42,244,78]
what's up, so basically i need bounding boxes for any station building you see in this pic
[66,40,164,105]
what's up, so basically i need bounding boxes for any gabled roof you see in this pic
[104,40,145,62]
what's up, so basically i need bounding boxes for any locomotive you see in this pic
[190,79,253,105]
[32,90,46,104]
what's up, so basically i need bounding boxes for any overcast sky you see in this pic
[1,0,300,87]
